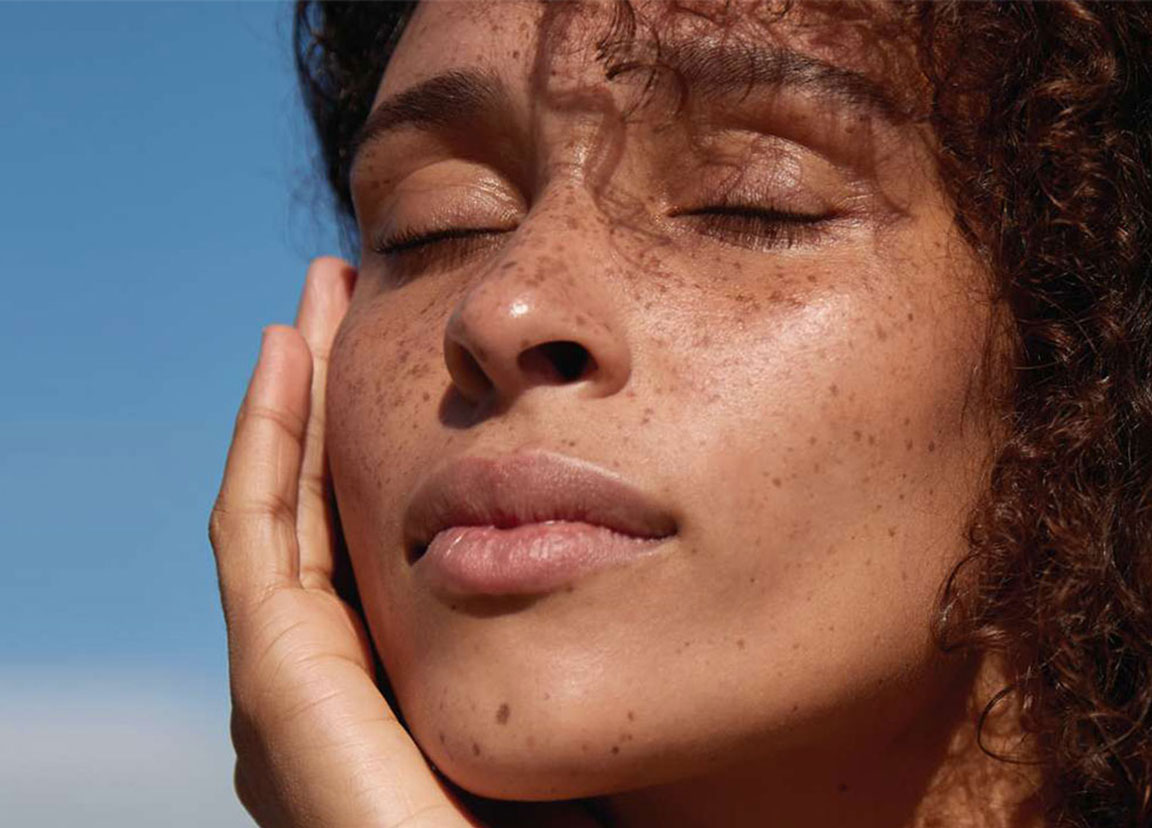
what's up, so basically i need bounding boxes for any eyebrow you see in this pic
[350,69,505,169]
[620,39,912,125]
[349,41,909,168]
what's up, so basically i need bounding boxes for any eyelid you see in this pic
[372,224,514,256]
[369,226,512,285]
[669,203,842,251]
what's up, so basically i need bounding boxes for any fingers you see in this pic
[210,326,313,614]
[293,257,356,589]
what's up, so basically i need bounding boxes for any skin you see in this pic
[211,2,1040,826]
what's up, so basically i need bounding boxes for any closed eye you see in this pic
[672,205,836,250]
[372,226,508,256]
[370,226,511,282]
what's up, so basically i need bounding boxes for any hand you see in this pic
[209,258,478,827]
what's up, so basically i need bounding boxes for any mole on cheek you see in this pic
[496,703,510,725]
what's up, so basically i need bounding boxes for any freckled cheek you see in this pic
[326,313,446,504]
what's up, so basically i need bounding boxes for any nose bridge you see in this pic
[443,198,631,406]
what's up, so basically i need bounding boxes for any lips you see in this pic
[402,450,678,595]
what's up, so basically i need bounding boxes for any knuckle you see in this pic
[212,494,297,542]
[306,338,332,366]
[297,472,329,504]
[237,401,308,445]
[208,504,232,549]
[253,491,298,535]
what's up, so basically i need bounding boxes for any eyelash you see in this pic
[371,206,834,275]
[675,206,833,251]
[371,227,508,280]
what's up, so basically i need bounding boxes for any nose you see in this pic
[442,231,631,407]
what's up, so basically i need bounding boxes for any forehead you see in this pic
[376,0,921,114]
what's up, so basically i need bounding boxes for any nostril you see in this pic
[446,343,494,400]
[518,340,596,384]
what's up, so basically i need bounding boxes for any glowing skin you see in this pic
[324,2,1015,825]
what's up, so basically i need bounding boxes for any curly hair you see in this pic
[293,2,1152,825]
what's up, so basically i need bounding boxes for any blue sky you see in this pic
[2,3,345,823]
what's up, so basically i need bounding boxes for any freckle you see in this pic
[906,312,914,322]
[472,742,481,756]
[853,430,862,441]
[865,557,873,567]
[543,693,551,701]
[928,441,936,452]
[496,703,510,725]
[627,710,636,721]
[791,703,800,712]
[888,526,897,537]
[903,417,911,426]
[901,571,908,581]
[422,391,430,402]
[876,324,887,341]
[838,782,850,794]
[611,745,620,754]
[809,435,817,445]
[806,274,817,283]
[736,638,746,650]
[829,383,838,396]
[905,439,913,451]
[581,743,589,752]
[867,434,876,446]
[772,477,782,487]
[574,314,586,326]
[749,576,757,583]
[439,731,446,744]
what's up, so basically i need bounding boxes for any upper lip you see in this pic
[403,450,678,555]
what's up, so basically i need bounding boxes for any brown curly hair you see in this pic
[293,2,1152,825]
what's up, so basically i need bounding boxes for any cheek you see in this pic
[326,297,449,592]
[648,261,993,676]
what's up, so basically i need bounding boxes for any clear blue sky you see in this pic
[1,3,344,822]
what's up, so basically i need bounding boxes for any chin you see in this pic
[393,666,704,801]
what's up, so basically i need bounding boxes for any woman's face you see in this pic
[328,0,997,805]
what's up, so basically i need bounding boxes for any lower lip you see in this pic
[413,521,670,596]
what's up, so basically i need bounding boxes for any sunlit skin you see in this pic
[318,1,1021,824]
[210,1,1044,826]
